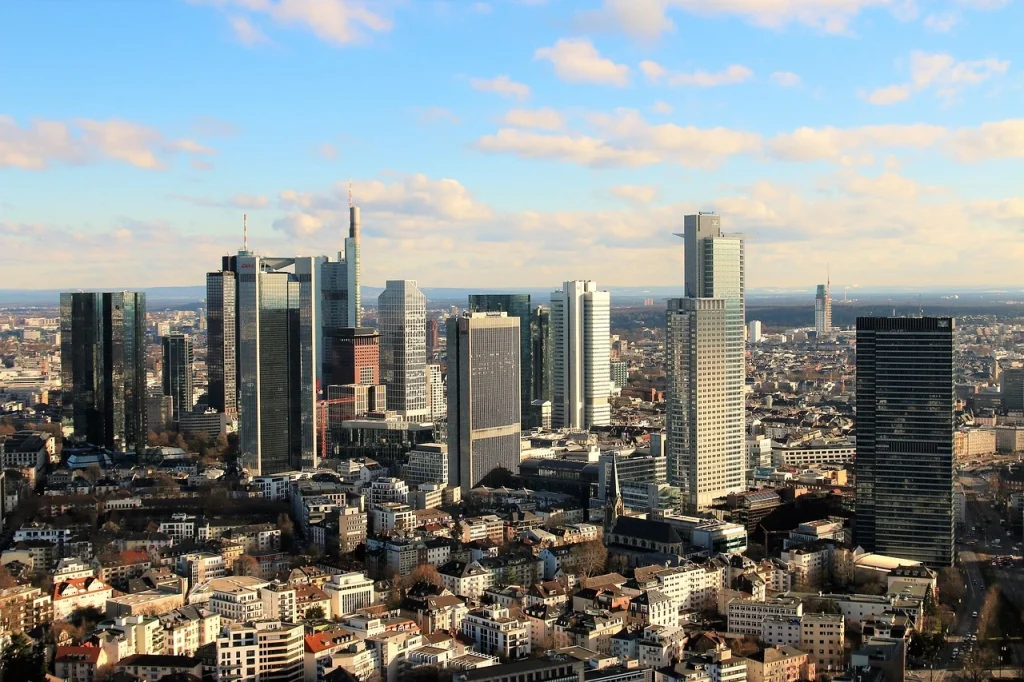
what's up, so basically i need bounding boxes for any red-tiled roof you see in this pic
[304,629,354,654]
[55,645,101,664]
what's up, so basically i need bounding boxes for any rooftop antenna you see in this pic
[919,294,923,317]
[348,179,353,209]
[243,213,248,251]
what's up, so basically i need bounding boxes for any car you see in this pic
[973,611,979,618]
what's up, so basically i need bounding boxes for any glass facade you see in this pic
[468,294,533,425]
[530,306,551,403]
[206,270,237,415]
[855,316,955,567]
[162,334,194,422]
[378,281,428,418]
[60,291,147,454]
[550,282,611,430]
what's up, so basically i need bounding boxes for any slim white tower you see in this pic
[667,213,746,510]
[378,280,428,419]
[550,281,611,430]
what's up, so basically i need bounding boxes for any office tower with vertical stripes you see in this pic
[855,316,955,567]
[162,334,194,422]
[378,280,428,419]
[206,269,237,415]
[447,312,522,492]
[60,291,148,454]
[666,213,746,510]
[815,280,832,335]
[550,281,611,430]
[468,294,534,426]
[321,202,362,386]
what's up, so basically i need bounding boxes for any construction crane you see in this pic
[318,396,356,460]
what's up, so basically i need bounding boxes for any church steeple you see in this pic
[604,458,625,533]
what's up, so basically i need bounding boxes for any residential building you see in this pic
[52,576,113,621]
[855,317,955,567]
[666,213,745,510]
[550,280,611,429]
[727,596,803,635]
[322,572,375,619]
[405,443,449,485]
[378,280,428,419]
[461,604,531,660]
[216,620,305,682]
[447,312,522,492]
[162,334,194,422]
[453,656,584,682]
[745,645,815,682]
[116,654,203,682]
[60,291,147,453]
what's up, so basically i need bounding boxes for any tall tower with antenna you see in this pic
[321,182,364,387]
[815,269,832,335]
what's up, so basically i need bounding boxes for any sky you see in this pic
[2,0,1023,293]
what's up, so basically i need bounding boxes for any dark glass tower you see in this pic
[855,316,955,567]
[468,294,534,426]
[206,268,237,415]
[162,334,194,422]
[531,306,551,403]
[60,291,148,454]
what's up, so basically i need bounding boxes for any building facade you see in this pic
[447,312,522,492]
[814,282,831,335]
[666,213,746,510]
[550,281,610,430]
[321,204,363,386]
[60,291,148,454]
[206,269,237,416]
[162,334,194,422]
[468,294,534,426]
[855,316,955,567]
[378,280,428,419]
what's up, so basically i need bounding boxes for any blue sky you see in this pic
[2,0,1023,291]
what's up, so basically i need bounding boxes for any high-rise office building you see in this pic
[550,281,611,430]
[531,306,552,403]
[378,280,428,419]
[426,318,439,360]
[426,363,446,421]
[666,213,746,510]
[1001,368,1024,412]
[333,327,380,387]
[321,203,362,385]
[855,317,955,567]
[233,252,321,474]
[447,312,522,492]
[815,281,832,334]
[748,320,762,343]
[206,268,237,416]
[162,334,194,422]
[60,291,148,454]
[468,294,534,426]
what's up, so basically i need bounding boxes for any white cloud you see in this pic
[576,0,676,40]
[0,115,216,170]
[228,14,272,45]
[475,129,662,168]
[170,193,270,209]
[650,100,674,114]
[923,12,959,31]
[317,142,339,160]
[502,108,565,131]
[838,171,924,199]
[469,75,531,101]
[415,107,462,125]
[534,38,631,86]
[668,0,896,34]
[767,123,947,162]
[609,184,658,204]
[194,0,391,46]
[641,60,753,87]
[771,71,802,87]
[865,51,1009,105]
[950,119,1024,162]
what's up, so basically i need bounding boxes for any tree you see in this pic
[976,585,1001,642]
[571,541,609,579]
[277,513,295,551]
[0,632,44,682]
[234,555,260,577]
[0,564,17,588]
[69,605,104,630]
[304,605,326,620]
[401,564,444,591]
[937,567,965,608]
[804,598,842,615]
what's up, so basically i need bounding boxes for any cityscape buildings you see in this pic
[162,334,194,423]
[550,281,610,430]
[447,312,522,492]
[205,266,237,416]
[530,306,552,403]
[321,201,363,386]
[378,280,428,419]
[332,328,380,387]
[1002,367,1024,412]
[855,316,955,567]
[60,291,148,454]
[666,213,746,510]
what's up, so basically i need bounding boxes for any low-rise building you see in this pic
[216,620,305,682]
[461,604,531,660]
[727,596,803,636]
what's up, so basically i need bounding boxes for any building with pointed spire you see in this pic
[604,459,625,534]
[814,275,831,335]
[321,197,363,386]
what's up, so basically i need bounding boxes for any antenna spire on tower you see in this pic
[243,213,248,251]
[348,179,353,209]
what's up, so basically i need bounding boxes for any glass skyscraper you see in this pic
[666,213,746,511]
[550,281,611,430]
[378,280,428,419]
[60,291,148,454]
[855,316,955,567]
[206,267,237,415]
[468,294,534,426]
[162,334,194,422]
[321,204,362,387]
[447,312,522,492]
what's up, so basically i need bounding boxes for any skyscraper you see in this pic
[378,280,428,419]
[234,252,321,474]
[550,282,611,430]
[468,294,533,426]
[1001,368,1024,411]
[334,328,380,387]
[855,316,955,567]
[162,334,194,422]
[426,363,446,421]
[426,318,439,360]
[815,280,832,334]
[60,291,148,454]
[531,306,551,403]
[206,267,237,415]
[666,213,746,510]
[321,202,362,385]
[447,312,521,492]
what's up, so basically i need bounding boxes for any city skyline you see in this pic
[3,1,1024,290]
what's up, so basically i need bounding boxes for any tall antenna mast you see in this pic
[348,179,353,208]
[243,213,248,251]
